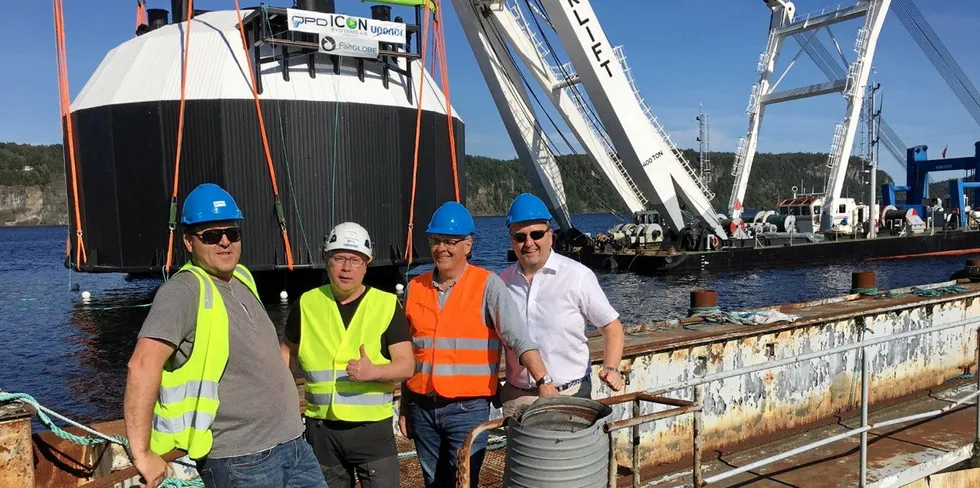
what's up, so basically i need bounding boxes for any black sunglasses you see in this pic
[511,230,548,242]
[195,227,242,245]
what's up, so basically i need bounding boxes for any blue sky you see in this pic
[1,1,978,184]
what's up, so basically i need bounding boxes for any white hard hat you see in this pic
[323,222,373,261]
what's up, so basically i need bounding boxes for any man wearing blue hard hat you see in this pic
[123,183,324,488]
[498,193,625,418]
[399,201,557,488]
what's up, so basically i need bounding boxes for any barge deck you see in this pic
[8,268,980,487]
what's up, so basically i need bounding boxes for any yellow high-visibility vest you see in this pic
[149,261,259,459]
[298,286,397,422]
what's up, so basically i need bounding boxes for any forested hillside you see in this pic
[1,142,897,225]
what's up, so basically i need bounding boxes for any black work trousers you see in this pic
[304,416,399,488]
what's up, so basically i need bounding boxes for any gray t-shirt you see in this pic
[137,271,304,459]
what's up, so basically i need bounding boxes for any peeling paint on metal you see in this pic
[0,417,34,488]
[603,292,980,471]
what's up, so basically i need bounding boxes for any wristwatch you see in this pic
[535,374,553,387]
[603,366,621,375]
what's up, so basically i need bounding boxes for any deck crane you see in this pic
[792,0,980,181]
[728,0,891,233]
[447,0,646,223]
[448,0,730,244]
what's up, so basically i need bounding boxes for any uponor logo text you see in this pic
[370,25,405,39]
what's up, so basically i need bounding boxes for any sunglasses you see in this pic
[194,227,242,245]
[511,230,548,243]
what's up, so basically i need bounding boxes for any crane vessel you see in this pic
[485,0,980,274]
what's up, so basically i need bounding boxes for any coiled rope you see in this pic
[0,392,203,488]
[687,306,759,326]
[877,285,967,299]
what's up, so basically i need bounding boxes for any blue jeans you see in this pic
[410,397,490,488]
[196,436,327,488]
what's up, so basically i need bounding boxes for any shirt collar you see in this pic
[432,264,468,291]
[518,249,559,280]
[540,249,560,273]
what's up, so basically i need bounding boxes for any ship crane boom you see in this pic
[536,0,727,240]
[728,0,892,233]
[451,0,728,241]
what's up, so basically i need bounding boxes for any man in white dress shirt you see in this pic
[497,193,626,417]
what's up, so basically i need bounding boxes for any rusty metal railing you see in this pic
[453,391,703,488]
[455,418,505,488]
[598,392,703,488]
[645,314,980,487]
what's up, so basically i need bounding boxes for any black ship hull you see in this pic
[582,230,980,275]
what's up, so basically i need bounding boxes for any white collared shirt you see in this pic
[499,250,620,388]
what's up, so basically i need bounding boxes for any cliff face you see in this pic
[0,145,899,225]
[0,176,67,226]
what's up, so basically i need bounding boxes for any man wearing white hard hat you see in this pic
[280,222,414,488]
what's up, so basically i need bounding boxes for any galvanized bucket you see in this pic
[502,396,614,488]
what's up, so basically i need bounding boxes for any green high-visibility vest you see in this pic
[298,286,397,422]
[149,262,260,460]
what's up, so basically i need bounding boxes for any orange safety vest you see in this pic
[404,265,502,398]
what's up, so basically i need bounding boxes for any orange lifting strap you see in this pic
[233,0,295,270]
[164,1,296,272]
[403,3,434,268]
[134,0,147,36]
[52,0,86,270]
[404,0,460,268]
[163,0,195,272]
[433,0,460,202]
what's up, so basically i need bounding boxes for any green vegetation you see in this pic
[1,142,899,219]
[465,150,894,215]
[465,154,624,215]
[0,143,66,187]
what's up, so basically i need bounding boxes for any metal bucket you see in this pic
[502,396,614,488]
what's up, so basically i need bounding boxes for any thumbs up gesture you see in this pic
[347,345,378,382]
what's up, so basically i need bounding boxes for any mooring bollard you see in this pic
[688,289,719,317]
[851,271,877,297]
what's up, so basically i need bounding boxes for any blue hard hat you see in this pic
[426,201,475,236]
[506,193,553,226]
[181,183,244,225]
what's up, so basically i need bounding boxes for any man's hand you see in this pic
[133,451,168,488]
[398,413,412,438]
[347,345,379,382]
[538,383,560,397]
[599,368,624,391]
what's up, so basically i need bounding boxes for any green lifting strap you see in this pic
[362,0,436,12]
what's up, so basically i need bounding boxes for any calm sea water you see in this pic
[0,215,973,426]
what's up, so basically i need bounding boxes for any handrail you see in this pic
[705,386,980,485]
[641,314,980,487]
[77,450,185,488]
[450,312,979,487]
[455,418,504,488]
[453,391,704,488]
[648,315,980,397]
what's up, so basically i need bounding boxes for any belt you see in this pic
[413,394,489,409]
[512,376,584,394]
